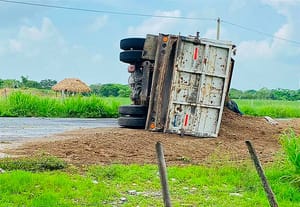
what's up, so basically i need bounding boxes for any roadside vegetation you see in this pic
[230,88,300,101]
[280,130,300,174]
[0,130,299,206]
[0,76,131,97]
[0,76,299,206]
[1,76,300,118]
[235,99,300,118]
[230,87,300,117]
[2,91,299,118]
[0,76,132,118]
[0,89,299,118]
[0,91,130,118]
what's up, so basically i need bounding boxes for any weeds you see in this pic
[0,160,299,206]
[280,129,300,173]
[279,129,300,189]
[0,91,130,118]
[0,155,67,172]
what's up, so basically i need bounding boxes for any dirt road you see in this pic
[2,109,300,165]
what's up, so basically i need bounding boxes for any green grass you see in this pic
[0,170,118,207]
[0,91,131,118]
[280,130,300,174]
[235,99,300,118]
[101,96,131,106]
[0,158,299,206]
[2,90,299,118]
[0,155,67,172]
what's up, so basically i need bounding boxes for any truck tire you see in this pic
[120,50,143,64]
[119,105,147,116]
[120,38,145,50]
[118,116,146,128]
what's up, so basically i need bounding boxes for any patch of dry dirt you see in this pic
[3,109,300,165]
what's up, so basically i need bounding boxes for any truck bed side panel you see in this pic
[165,38,233,137]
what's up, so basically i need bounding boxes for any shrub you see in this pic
[279,129,300,189]
[0,155,67,172]
[279,129,300,173]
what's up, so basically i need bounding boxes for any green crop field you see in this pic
[0,89,300,118]
[0,91,131,118]
[235,99,300,118]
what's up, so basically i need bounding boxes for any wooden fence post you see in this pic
[245,140,278,207]
[156,142,172,207]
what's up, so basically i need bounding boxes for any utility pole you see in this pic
[217,17,220,40]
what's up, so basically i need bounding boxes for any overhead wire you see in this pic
[221,19,300,45]
[0,0,215,21]
[1,0,300,46]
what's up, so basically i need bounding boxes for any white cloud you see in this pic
[261,1,300,47]
[127,10,181,36]
[262,0,300,7]
[229,0,247,12]
[237,40,273,60]
[0,17,107,83]
[4,17,65,57]
[237,23,298,61]
[238,1,300,61]
[202,28,217,39]
[9,39,22,53]
[19,25,44,41]
[272,23,295,50]
[274,23,292,39]
[88,15,108,32]
[262,0,300,17]
[19,18,59,41]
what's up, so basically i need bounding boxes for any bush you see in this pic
[279,129,300,173]
[279,129,300,189]
[0,155,67,172]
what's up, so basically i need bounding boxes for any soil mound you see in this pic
[4,109,300,165]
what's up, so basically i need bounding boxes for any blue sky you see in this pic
[0,0,299,90]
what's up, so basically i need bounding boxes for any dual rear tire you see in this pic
[119,38,145,64]
[118,105,147,128]
[120,38,145,50]
[119,38,147,128]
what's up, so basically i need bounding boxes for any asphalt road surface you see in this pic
[0,117,118,141]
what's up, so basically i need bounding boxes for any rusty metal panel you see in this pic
[165,37,233,137]
[140,61,154,105]
[145,34,178,131]
[142,34,158,61]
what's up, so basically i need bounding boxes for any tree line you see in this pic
[89,83,131,97]
[230,88,300,101]
[1,77,299,100]
[0,76,57,90]
[0,76,131,97]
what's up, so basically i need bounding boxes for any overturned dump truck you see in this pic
[118,33,235,138]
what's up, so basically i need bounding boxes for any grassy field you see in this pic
[235,99,300,118]
[0,91,131,118]
[0,155,299,206]
[0,89,300,118]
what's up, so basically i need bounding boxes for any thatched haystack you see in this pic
[52,78,91,94]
